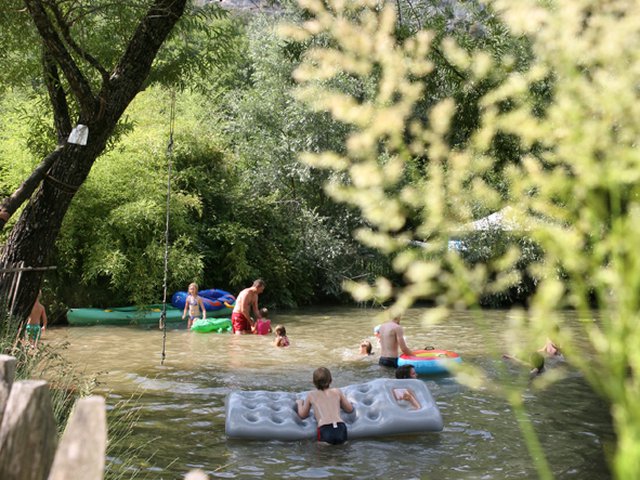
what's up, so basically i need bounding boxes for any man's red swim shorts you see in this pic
[231,311,251,333]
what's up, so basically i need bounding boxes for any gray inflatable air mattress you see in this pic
[225,378,443,441]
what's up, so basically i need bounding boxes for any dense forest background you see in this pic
[0,2,533,321]
[1,7,384,320]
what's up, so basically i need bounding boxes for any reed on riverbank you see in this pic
[0,311,151,480]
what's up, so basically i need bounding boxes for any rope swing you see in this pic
[160,90,176,366]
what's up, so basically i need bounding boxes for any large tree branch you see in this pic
[0,147,63,230]
[23,0,97,118]
[104,0,187,107]
[42,49,72,143]
[47,1,110,83]
[1,0,190,320]
[2,0,188,235]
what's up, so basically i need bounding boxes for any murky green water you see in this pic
[47,307,614,479]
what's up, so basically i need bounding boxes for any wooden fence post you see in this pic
[48,395,106,480]
[0,356,108,479]
[0,354,16,424]
[0,380,57,480]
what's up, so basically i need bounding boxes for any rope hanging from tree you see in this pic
[160,90,176,366]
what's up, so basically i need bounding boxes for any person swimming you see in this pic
[358,340,373,355]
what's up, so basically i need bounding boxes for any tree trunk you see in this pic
[0,0,187,320]
[1,143,107,320]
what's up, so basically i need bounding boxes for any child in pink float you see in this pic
[253,308,272,335]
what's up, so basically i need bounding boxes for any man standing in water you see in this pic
[378,316,414,368]
[232,279,265,334]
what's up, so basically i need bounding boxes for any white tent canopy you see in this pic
[409,206,531,251]
[465,206,523,231]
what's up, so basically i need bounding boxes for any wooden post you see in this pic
[0,380,57,480]
[0,356,108,478]
[0,354,16,424]
[48,396,107,480]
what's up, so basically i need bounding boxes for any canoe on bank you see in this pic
[68,300,234,326]
[67,305,183,326]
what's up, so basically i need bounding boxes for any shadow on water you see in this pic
[48,307,614,479]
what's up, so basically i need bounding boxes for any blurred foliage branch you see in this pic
[284,0,640,477]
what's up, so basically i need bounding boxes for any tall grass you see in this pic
[0,309,95,434]
[0,309,149,480]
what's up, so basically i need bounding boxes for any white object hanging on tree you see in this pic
[67,125,89,145]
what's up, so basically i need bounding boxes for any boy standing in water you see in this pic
[25,290,47,347]
[182,282,206,329]
[378,316,414,368]
[296,367,354,445]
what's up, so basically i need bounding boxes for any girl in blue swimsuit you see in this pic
[182,282,206,329]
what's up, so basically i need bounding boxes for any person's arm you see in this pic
[251,294,261,320]
[41,307,48,331]
[502,354,528,366]
[296,395,311,419]
[396,328,413,356]
[403,390,421,409]
[339,390,354,413]
[182,297,188,319]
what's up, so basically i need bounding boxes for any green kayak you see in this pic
[190,317,232,333]
[67,305,184,326]
[68,303,233,326]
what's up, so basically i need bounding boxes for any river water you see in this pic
[47,307,614,479]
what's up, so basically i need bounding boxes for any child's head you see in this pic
[313,367,332,390]
[274,324,286,337]
[260,307,269,317]
[359,340,372,355]
[188,283,198,294]
[396,365,417,379]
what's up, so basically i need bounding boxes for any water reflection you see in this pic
[47,307,613,479]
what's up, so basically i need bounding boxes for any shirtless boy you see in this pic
[25,290,48,347]
[378,316,414,368]
[296,367,354,445]
[231,279,265,334]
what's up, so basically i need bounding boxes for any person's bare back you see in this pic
[296,367,354,445]
[305,388,352,427]
[378,318,412,358]
[233,287,258,318]
[231,279,265,334]
[25,292,48,347]
[27,298,47,328]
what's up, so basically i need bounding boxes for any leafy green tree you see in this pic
[201,13,394,303]
[53,88,204,308]
[284,0,640,477]
[0,0,229,319]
